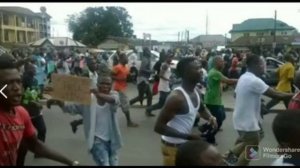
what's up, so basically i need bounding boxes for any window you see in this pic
[244,33,249,37]
[3,14,9,25]
[16,16,21,27]
[4,30,9,42]
[17,31,20,42]
[281,31,287,35]
[266,59,280,69]
[256,32,264,36]
[270,31,275,36]
[27,18,34,28]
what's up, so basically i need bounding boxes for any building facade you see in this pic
[229,18,297,48]
[190,34,228,49]
[0,6,51,44]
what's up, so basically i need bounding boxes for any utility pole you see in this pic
[273,10,277,55]
[206,10,208,35]
[187,30,189,43]
[225,33,227,46]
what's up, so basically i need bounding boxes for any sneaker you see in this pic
[223,151,238,166]
[145,109,155,117]
[127,122,139,127]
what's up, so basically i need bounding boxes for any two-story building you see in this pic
[228,18,297,49]
[190,34,228,49]
[0,6,51,45]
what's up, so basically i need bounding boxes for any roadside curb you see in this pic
[225,107,290,113]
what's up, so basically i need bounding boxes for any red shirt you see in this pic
[0,106,36,166]
[288,92,300,110]
[113,64,129,92]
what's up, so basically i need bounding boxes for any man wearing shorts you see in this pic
[112,53,138,127]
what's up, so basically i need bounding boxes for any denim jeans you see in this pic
[90,137,118,166]
[146,91,170,113]
[129,81,152,106]
[204,104,226,144]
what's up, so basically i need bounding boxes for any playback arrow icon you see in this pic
[0,84,7,99]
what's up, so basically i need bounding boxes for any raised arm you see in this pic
[21,108,78,166]
[221,75,238,85]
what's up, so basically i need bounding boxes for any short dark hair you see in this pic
[272,111,300,144]
[246,54,261,67]
[176,140,210,166]
[0,53,16,70]
[176,57,197,78]
[97,74,112,84]
[119,52,126,58]
[284,54,293,62]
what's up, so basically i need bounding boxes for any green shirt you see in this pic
[204,68,223,105]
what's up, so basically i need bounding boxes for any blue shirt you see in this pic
[33,55,46,85]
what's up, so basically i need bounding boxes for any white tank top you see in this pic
[158,63,172,92]
[89,71,98,89]
[161,87,200,144]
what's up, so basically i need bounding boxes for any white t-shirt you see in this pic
[233,72,269,131]
[202,68,208,81]
[158,63,172,92]
[94,102,116,142]
[89,71,98,89]
[56,61,70,75]
[260,56,267,74]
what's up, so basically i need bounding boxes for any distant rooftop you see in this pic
[29,37,86,47]
[230,18,295,33]
[190,34,227,43]
[0,6,51,18]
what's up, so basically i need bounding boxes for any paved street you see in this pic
[25,83,285,166]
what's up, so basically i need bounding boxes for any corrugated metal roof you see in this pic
[230,18,295,33]
[228,35,296,47]
[190,34,227,43]
[0,6,37,16]
[0,7,51,19]
[30,37,86,47]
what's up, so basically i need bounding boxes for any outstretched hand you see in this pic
[209,117,218,130]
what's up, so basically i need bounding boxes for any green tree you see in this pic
[67,6,134,47]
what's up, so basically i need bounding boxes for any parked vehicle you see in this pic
[264,57,296,92]
[264,57,283,86]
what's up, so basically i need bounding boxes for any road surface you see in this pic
[25,84,285,166]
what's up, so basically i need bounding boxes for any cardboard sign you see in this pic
[51,74,91,105]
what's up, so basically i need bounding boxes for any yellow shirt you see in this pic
[276,62,295,92]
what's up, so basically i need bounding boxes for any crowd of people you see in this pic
[1,45,300,166]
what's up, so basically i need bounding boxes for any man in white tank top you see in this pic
[146,53,174,116]
[154,57,218,166]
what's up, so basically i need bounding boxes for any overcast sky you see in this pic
[2,3,300,41]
